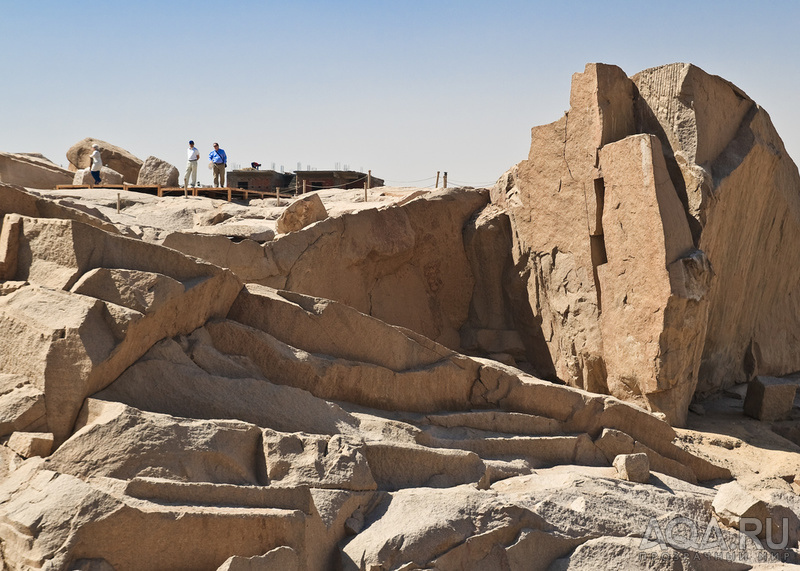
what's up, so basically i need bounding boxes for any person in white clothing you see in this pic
[89,143,103,186]
[184,140,200,191]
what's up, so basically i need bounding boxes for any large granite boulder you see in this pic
[0,152,73,189]
[493,62,800,425]
[136,155,180,187]
[66,138,143,183]
[259,187,488,349]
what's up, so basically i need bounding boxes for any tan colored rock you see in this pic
[495,62,800,425]
[0,152,74,189]
[743,376,798,421]
[342,468,738,570]
[260,187,487,348]
[72,166,124,186]
[712,481,771,538]
[632,63,800,398]
[503,63,636,400]
[470,360,729,482]
[163,232,276,281]
[596,134,710,424]
[6,431,53,458]
[262,429,376,491]
[66,137,143,183]
[124,477,312,511]
[0,183,123,237]
[363,442,486,490]
[0,214,241,442]
[276,192,328,234]
[0,286,118,444]
[136,155,180,187]
[594,428,697,483]
[460,207,532,360]
[217,546,302,571]
[191,222,275,242]
[0,460,307,570]
[206,319,479,415]
[612,453,650,483]
[71,267,186,314]
[48,399,263,484]
[96,338,361,436]
[0,373,46,437]
[227,284,457,372]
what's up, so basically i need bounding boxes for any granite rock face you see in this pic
[494,62,800,425]
[0,152,73,189]
[0,185,742,570]
[136,155,180,187]
[0,63,798,569]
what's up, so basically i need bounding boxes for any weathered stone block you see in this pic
[6,431,53,458]
[612,453,650,483]
[743,376,797,421]
[712,481,770,538]
[136,155,179,187]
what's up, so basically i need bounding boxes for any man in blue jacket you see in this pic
[209,143,228,187]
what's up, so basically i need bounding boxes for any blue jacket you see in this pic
[209,149,227,164]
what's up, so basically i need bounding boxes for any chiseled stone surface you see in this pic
[493,61,800,426]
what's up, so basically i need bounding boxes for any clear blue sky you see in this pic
[2,0,798,187]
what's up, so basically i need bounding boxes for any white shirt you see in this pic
[90,149,103,171]
[187,147,200,161]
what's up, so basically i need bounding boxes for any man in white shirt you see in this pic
[184,140,200,192]
[90,143,103,186]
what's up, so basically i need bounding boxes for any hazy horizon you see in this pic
[3,1,798,188]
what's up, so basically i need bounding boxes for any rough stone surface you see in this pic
[276,192,328,234]
[712,481,771,537]
[259,187,488,348]
[492,62,800,425]
[0,213,242,442]
[136,155,180,187]
[0,63,797,570]
[217,546,301,571]
[743,376,798,421]
[0,152,74,189]
[613,452,650,483]
[66,138,144,183]
[634,65,800,400]
[0,183,124,237]
[6,431,54,458]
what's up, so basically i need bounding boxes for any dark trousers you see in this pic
[91,170,101,185]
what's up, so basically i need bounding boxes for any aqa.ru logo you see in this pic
[640,516,792,552]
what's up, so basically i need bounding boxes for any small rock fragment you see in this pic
[7,431,54,458]
[613,453,650,483]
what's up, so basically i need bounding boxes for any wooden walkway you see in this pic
[55,184,290,202]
